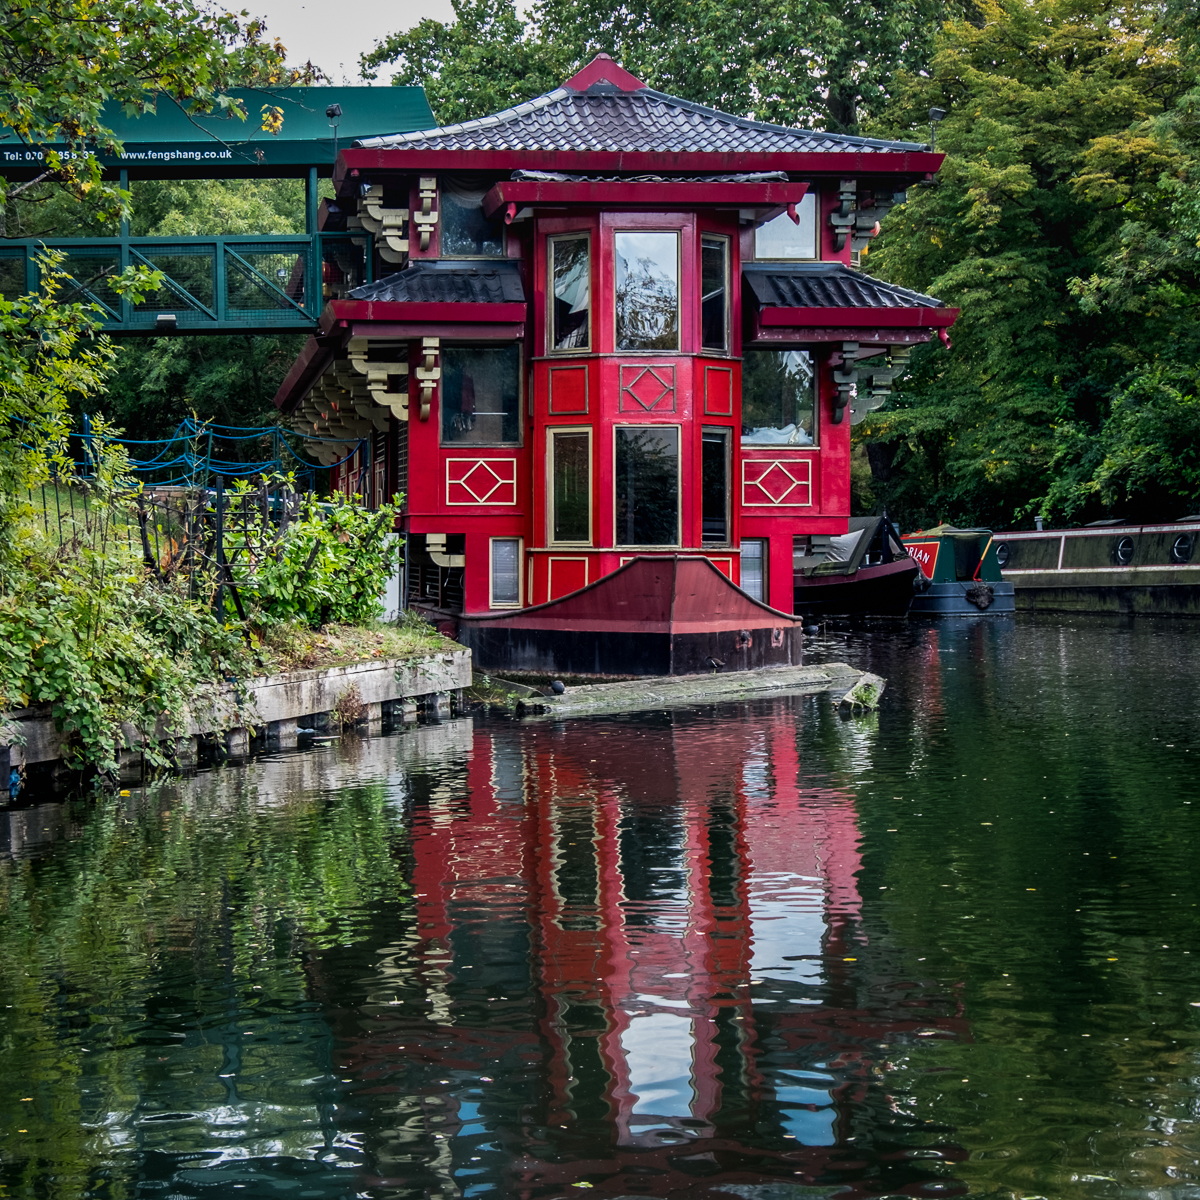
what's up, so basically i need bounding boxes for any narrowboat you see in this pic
[793,514,919,617]
[993,519,1200,615]
[901,525,1015,615]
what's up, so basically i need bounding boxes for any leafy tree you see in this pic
[859,0,1196,527]
[362,0,571,128]
[0,257,112,504]
[98,331,307,443]
[0,253,167,537]
[88,176,325,443]
[1041,83,1200,518]
[128,176,313,237]
[363,0,969,134]
[0,3,322,458]
[0,0,310,235]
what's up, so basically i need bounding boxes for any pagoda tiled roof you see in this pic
[743,262,943,310]
[348,260,524,304]
[357,84,927,157]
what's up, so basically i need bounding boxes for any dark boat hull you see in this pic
[458,556,803,677]
[793,557,918,618]
[462,624,800,677]
[910,579,1016,616]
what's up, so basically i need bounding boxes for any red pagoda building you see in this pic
[273,55,957,673]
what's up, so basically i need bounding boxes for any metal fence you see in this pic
[29,476,310,616]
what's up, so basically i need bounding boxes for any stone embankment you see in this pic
[3,653,880,785]
[3,649,472,775]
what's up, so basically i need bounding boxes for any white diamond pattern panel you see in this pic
[446,458,518,505]
[741,458,812,507]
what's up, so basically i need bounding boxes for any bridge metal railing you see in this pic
[0,232,372,333]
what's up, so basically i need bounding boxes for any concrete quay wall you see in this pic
[3,649,473,770]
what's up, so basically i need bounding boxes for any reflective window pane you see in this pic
[552,431,590,543]
[614,232,679,351]
[441,345,521,445]
[491,539,520,605]
[753,193,817,260]
[701,429,729,543]
[440,177,504,257]
[741,539,767,600]
[741,350,816,445]
[615,426,679,546]
[701,236,728,352]
[551,236,590,351]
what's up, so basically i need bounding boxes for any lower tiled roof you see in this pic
[349,260,525,304]
[743,262,943,309]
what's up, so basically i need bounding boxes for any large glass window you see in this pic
[550,429,590,544]
[701,236,729,352]
[741,349,816,445]
[701,429,730,543]
[440,177,504,257]
[550,235,590,351]
[615,426,679,546]
[440,345,521,445]
[753,193,818,260]
[614,231,679,351]
[741,539,767,601]
[491,538,521,606]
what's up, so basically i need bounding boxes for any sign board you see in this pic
[904,540,941,579]
[0,86,435,179]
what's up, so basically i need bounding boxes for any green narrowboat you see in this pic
[991,520,1200,615]
[901,525,1015,616]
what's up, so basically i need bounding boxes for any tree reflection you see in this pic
[8,620,1197,1200]
[614,232,679,352]
[0,761,416,1197]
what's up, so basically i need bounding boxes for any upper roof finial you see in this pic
[563,53,647,93]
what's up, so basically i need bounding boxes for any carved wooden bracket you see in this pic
[339,341,409,423]
[426,532,465,568]
[850,346,912,425]
[831,340,859,424]
[412,177,438,252]
[830,179,902,254]
[356,183,410,262]
[414,335,440,421]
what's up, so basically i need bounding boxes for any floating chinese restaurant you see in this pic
[273,55,958,671]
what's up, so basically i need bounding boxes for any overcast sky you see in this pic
[250,0,456,83]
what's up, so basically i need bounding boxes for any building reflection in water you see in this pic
[309,700,967,1199]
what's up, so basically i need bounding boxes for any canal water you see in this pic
[3,616,1200,1200]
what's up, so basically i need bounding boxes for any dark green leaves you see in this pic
[362,0,969,134]
[860,0,1199,526]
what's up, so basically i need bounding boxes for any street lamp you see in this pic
[929,107,947,152]
[326,103,343,161]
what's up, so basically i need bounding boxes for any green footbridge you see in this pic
[0,86,435,334]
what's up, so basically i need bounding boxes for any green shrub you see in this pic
[225,488,401,628]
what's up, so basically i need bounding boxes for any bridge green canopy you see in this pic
[0,86,435,180]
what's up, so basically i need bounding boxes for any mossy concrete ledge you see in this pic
[3,649,473,769]
[522,661,871,719]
